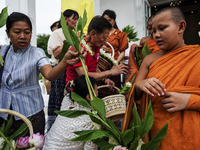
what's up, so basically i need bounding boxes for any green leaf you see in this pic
[61,13,78,50]
[55,110,91,118]
[71,92,93,110]
[135,46,142,69]
[101,144,116,150]
[74,16,83,33]
[89,115,105,127]
[141,122,168,150]
[82,8,87,30]
[0,7,8,28]
[3,116,13,136]
[59,40,70,62]
[106,119,120,135]
[0,54,4,66]
[91,138,110,148]
[91,96,106,121]
[9,122,28,140]
[129,136,140,150]
[121,127,135,146]
[141,101,154,138]
[132,106,142,138]
[142,42,151,59]
[71,130,112,141]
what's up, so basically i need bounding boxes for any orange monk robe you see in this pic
[122,45,200,150]
[145,38,160,53]
[105,29,128,60]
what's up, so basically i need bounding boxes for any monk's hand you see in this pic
[161,92,191,113]
[64,47,87,65]
[111,64,129,75]
[136,77,166,97]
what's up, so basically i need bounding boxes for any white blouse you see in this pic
[43,94,98,150]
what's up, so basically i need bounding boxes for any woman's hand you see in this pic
[135,77,166,97]
[101,45,110,52]
[161,92,191,112]
[64,47,87,65]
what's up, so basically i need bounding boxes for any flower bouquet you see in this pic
[55,9,168,150]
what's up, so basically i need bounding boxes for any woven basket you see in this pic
[98,56,112,71]
[0,109,36,150]
[97,85,126,122]
[98,42,115,71]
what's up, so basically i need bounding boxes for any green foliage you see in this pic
[37,34,51,58]
[122,25,140,42]
[0,7,8,28]
[135,42,151,69]
[0,116,28,149]
[0,7,8,66]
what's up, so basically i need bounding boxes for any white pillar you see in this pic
[5,0,36,46]
[93,0,101,15]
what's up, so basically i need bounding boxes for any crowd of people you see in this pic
[0,6,200,150]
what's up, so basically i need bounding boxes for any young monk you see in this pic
[140,15,160,53]
[122,7,200,150]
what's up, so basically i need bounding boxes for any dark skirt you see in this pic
[0,110,45,136]
[46,71,66,132]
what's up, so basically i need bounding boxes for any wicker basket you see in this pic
[97,85,126,122]
[0,109,36,150]
[98,42,115,71]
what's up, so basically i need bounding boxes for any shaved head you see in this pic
[147,15,154,23]
[155,7,185,23]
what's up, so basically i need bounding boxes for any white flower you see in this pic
[136,139,144,150]
[113,145,128,150]
[81,39,94,56]
[126,82,132,87]
[0,137,4,149]
[108,137,117,145]
[0,137,15,149]
[100,48,117,66]
[29,133,45,148]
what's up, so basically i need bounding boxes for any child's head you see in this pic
[87,16,112,48]
[146,15,154,36]
[72,75,98,101]
[152,7,186,52]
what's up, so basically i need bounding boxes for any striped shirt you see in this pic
[0,44,50,120]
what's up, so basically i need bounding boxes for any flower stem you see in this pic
[0,130,15,150]
[79,55,96,99]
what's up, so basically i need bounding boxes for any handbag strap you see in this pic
[0,45,11,84]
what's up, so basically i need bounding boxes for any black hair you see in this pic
[102,9,119,29]
[71,75,96,99]
[87,16,112,35]
[147,15,154,23]
[63,9,79,19]
[155,7,185,23]
[6,12,32,33]
[50,20,60,31]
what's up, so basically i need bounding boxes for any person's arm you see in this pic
[117,50,125,64]
[75,64,128,81]
[53,46,63,59]
[134,55,166,100]
[40,49,86,81]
